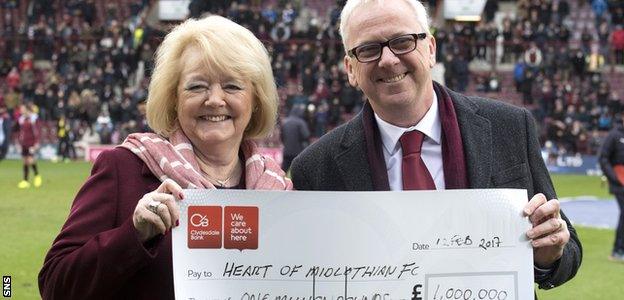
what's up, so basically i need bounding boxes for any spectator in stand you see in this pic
[570,49,587,80]
[187,0,210,18]
[608,91,622,113]
[339,80,361,114]
[483,0,499,23]
[580,26,593,54]
[474,23,488,60]
[501,17,515,63]
[612,25,624,64]
[33,83,48,120]
[74,123,101,155]
[596,81,610,108]
[598,19,611,57]
[451,53,469,92]
[475,74,488,93]
[135,98,151,133]
[568,120,588,154]
[524,42,543,71]
[484,22,499,61]
[551,0,568,24]
[314,99,330,137]
[17,103,42,189]
[287,85,309,108]
[612,4,624,25]
[521,69,536,105]
[586,44,605,77]
[514,58,526,93]
[301,66,316,95]
[3,87,21,116]
[280,105,310,171]
[592,0,608,26]
[6,67,20,89]
[539,78,555,116]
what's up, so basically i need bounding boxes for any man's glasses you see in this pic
[347,33,428,63]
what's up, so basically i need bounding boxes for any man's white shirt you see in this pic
[374,94,445,191]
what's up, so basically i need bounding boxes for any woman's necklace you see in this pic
[198,160,241,188]
[212,175,233,188]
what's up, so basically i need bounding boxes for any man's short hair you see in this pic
[339,0,431,52]
[146,15,278,139]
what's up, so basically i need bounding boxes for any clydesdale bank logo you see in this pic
[187,206,258,250]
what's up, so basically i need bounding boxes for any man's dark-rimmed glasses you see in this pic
[347,33,428,63]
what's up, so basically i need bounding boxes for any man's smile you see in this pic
[379,72,408,83]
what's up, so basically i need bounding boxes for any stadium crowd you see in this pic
[0,0,623,165]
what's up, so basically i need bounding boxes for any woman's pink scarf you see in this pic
[119,129,292,190]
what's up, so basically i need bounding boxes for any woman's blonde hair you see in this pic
[146,15,278,139]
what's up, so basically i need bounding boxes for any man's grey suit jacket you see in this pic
[291,86,582,290]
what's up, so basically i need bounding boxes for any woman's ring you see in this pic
[147,200,161,214]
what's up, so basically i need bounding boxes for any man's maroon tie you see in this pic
[399,130,436,190]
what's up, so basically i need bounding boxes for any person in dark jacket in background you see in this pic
[280,104,310,171]
[0,106,11,161]
[599,114,624,262]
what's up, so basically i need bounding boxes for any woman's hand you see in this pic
[133,179,184,243]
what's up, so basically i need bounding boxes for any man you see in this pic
[291,0,581,291]
[280,105,310,171]
[599,114,624,262]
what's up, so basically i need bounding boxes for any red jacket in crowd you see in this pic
[612,28,624,50]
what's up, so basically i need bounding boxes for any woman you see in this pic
[39,15,292,299]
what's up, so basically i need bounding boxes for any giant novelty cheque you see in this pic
[172,189,534,300]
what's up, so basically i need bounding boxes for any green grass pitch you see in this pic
[0,160,622,299]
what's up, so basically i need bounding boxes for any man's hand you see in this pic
[524,193,570,268]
